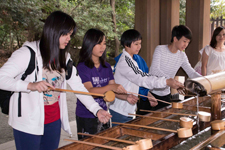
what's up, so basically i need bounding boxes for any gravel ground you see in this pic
[0,85,77,144]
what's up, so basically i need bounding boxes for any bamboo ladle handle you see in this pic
[77,133,135,144]
[52,88,103,96]
[182,104,211,109]
[127,91,171,105]
[49,88,115,102]
[140,109,197,116]
[112,122,193,138]
[128,91,207,109]
[128,113,180,122]
[112,122,177,133]
[64,139,123,150]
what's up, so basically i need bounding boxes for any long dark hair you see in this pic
[210,26,225,48]
[40,11,76,72]
[78,28,107,68]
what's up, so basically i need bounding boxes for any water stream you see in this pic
[196,95,200,133]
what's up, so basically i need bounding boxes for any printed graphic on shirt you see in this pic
[91,76,109,108]
[42,68,65,105]
[92,77,109,87]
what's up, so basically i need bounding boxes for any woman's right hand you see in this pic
[166,78,184,89]
[148,92,158,107]
[96,109,112,124]
[27,81,55,92]
[126,94,139,105]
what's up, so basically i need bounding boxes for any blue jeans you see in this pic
[109,109,133,127]
[13,119,61,150]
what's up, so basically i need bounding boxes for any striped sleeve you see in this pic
[118,56,167,89]
[181,53,201,78]
[125,56,150,77]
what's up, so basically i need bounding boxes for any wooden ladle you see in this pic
[128,113,180,122]
[198,111,211,122]
[145,109,211,123]
[140,109,210,124]
[129,113,194,129]
[122,144,140,150]
[180,117,194,129]
[64,138,150,150]
[210,120,225,130]
[77,132,135,144]
[64,139,122,150]
[135,139,153,150]
[112,122,193,138]
[78,133,153,150]
[140,109,197,117]
[127,91,205,109]
[122,139,153,150]
[49,88,115,102]
[127,91,183,109]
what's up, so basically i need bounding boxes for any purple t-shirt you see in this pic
[76,62,114,118]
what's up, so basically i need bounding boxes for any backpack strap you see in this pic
[18,46,36,117]
[66,59,78,80]
[21,47,35,80]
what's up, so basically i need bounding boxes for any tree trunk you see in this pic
[110,0,120,57]
[10,30,13,51]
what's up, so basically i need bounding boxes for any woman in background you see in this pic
[202,26,225,75]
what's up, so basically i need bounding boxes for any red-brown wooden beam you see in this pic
[135,0,160,67]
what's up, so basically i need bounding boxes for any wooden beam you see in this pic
[185,0,211,67]
[160,0,180,45]
[135,0,160,67]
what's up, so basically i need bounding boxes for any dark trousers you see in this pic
[136,92,171,115]
[13,119,61,150]
[76,115,110,140]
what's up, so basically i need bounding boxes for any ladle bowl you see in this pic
[136,139,153,150]
[172,102,183,109]
[123,144,140,150]
[103,90,115,102]
[177,128,193,138]
[198,111,211,122]
[210,120,225,130]
[180,117,194,128]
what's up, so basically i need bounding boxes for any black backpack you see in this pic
[0,46,36,116]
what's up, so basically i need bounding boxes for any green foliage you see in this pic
[0,0,134,59]
[179,0,225,25]
[210,0,225,19]
[0,0,46,50]
[179,0,186,25]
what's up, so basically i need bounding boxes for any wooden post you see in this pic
[211,93,221,121]
[160,0,180,45]
[135,0,160,67]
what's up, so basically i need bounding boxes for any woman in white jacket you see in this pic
[0,11,111,150]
